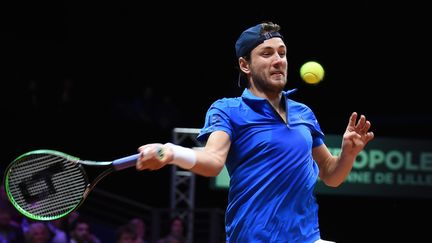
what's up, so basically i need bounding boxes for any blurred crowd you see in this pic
[1,184,187,243]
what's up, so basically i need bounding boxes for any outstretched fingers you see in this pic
[349,112,372,134]
[360,120,372,133]
[347,112,358,129]
[347,112,375,139]
[354,114,366,131]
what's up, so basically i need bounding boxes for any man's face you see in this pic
[249,38,287,93]
[171,219,184,237]
[74,222,91,241]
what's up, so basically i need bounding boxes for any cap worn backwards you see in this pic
[235,23,284,58]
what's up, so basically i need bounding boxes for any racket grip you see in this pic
[112,154,140,171]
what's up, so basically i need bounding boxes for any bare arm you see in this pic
[313,112,374,187]
[135,131,231,177]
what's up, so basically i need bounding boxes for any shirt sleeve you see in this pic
[289,98,325,148]
[303,107,325,148]
[197,99,233,143]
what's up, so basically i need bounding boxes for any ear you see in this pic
[238,57,250,75]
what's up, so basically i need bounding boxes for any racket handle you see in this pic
[112,154,140,171]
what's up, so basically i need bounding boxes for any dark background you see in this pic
[1,1,432,242]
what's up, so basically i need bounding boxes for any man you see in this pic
[157,217,185,243]
[136,21,374,242]
[69,218,101,243]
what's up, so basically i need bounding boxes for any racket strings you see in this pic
[8,153,88,219]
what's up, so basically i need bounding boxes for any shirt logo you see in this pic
[211,114,221,126]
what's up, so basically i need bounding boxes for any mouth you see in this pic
[271,72,284,78]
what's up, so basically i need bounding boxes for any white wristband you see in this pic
[166,143,197,169]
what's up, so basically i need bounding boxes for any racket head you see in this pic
[4,149,89,221]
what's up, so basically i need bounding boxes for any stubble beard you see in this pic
[251,70,286,94]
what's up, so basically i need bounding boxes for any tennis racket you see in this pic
[3,148,164,221]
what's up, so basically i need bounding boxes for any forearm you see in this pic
[320,153,356,187]
[188,148,225,177]
[190,131,230,177]
[320,111,374,186]
[136,131,230,177]
[164,131,229,177]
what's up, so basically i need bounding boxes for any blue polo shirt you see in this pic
[197,88,325,242]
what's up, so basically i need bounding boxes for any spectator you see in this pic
[25,222,51,243]
[0,201,25,243]
[128,217,148,243]
[157,217,185,243]
[68,217,101,243]
[115,224,137,243]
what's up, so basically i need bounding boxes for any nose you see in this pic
[272,53,285,66]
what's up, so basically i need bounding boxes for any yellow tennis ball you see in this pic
[300,61,325,84]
